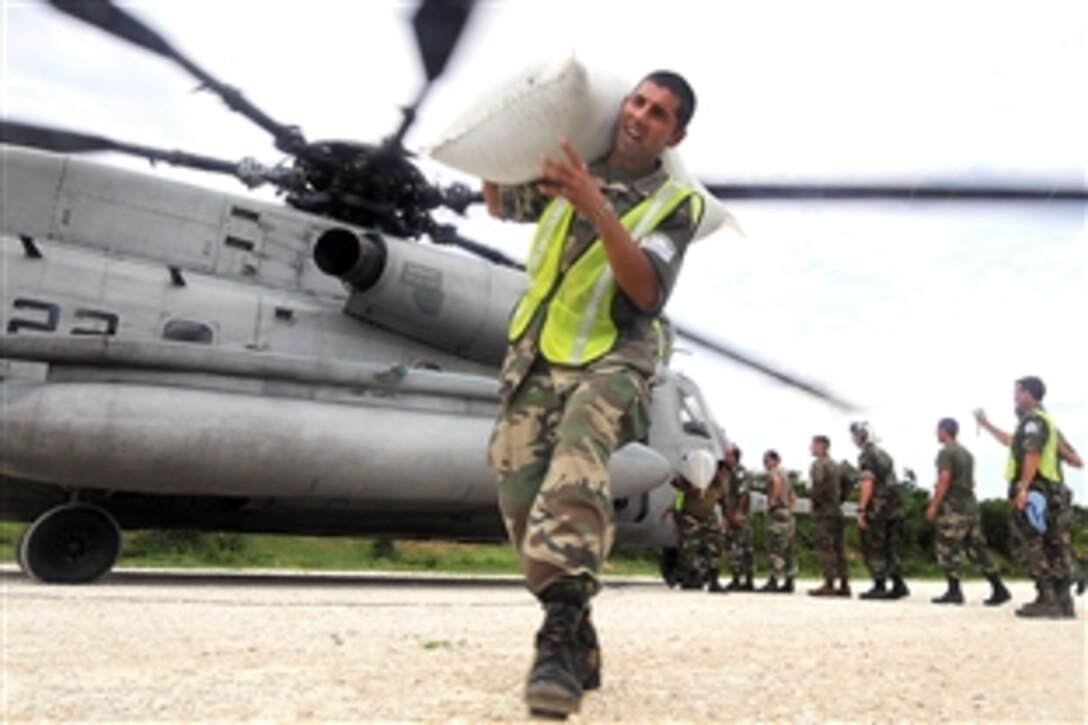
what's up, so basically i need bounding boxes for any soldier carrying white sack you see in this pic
[482,71,704,718]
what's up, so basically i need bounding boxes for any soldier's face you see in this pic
[1013,383,1033,411]
[612,81,686,166]
[811,440,826,456]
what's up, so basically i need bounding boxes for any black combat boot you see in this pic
[707,569,724,593]
[525,581,586,717]
[983,573,1011,607]
[859,578,888,600]
[759,577,780,593]
[721,574,741,592]
[779,577,795,594]
[738,573,755,592]
[888,574,910,600]
[1055,579,1076,619]
[1076,573,1086,596]
[932,576,964,605]
[1015,582,1061,619]
[576,609,601,690]
[808,579,837,597]
[837,577,852,597]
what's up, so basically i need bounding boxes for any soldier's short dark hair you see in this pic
[727,444,742,462]
[764,449,780,463]
[1016,375,1046,402]
[938,418,959,437]
[813,435,830,447]
[642,70,696,130]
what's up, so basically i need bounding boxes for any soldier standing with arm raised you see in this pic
[974,376,1076,618]
[808,435,850,597]
[483,71,704,717]
[926,417,1011,606]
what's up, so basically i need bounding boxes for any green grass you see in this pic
[0,520,1056,580]
[0,522,660,576]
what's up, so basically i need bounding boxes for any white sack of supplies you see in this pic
[422,52,739,241]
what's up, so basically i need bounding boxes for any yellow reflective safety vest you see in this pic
[1005,407,1061,483]
[508,179,700,366]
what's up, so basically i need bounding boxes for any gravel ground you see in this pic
[1,567,1084,722]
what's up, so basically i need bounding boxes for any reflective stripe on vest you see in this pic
[1005,407,1061,483]
[508,179,698,366]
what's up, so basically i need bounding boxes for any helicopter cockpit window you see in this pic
[678,388,712,439]
[162,319,215,345]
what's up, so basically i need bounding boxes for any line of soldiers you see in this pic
[667,375,1081,620]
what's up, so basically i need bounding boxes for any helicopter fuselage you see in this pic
[1,146,725,580]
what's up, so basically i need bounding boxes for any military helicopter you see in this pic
[2,0,1082,585]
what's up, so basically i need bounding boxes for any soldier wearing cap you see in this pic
[850,422,910,600]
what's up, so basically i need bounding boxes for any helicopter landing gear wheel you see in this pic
[19,504,122,584]
[14,527,30,575]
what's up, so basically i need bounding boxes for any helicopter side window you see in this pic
[162,319,215,345]
[677,390,710,438]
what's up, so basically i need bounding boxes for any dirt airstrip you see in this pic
[1,568,1083,722]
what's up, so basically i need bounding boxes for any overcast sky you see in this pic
[2,0,1085,501]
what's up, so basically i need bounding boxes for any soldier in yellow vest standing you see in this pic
[482,71,704,717]
[975,376,1076,619]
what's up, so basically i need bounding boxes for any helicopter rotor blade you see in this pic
[413,0,476,84]
[674,323,861,413]
[701,181,1088,202]
[1,119,241,176]
[447,233,521,269]
[428,223,522,269]
[387,0,476,149]
[47,0,304,153]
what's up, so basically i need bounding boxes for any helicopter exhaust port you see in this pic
[313,228,387,292]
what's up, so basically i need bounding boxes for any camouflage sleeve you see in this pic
[1018,414,1050,454]
[638,192,704,315]
[497,183,549,223]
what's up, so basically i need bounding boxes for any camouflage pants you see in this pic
[675,511,722,585]
[934,503,997,578]
[860,512,903,580]
[488,362,649,597]
[766,509,796,580]
[724,520,754,578]
[1009,483,1073,585]
[812,515,848,581]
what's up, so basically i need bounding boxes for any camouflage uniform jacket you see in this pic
[858,442,902,518]
[809,454,842,517]
[495,158,702,403]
